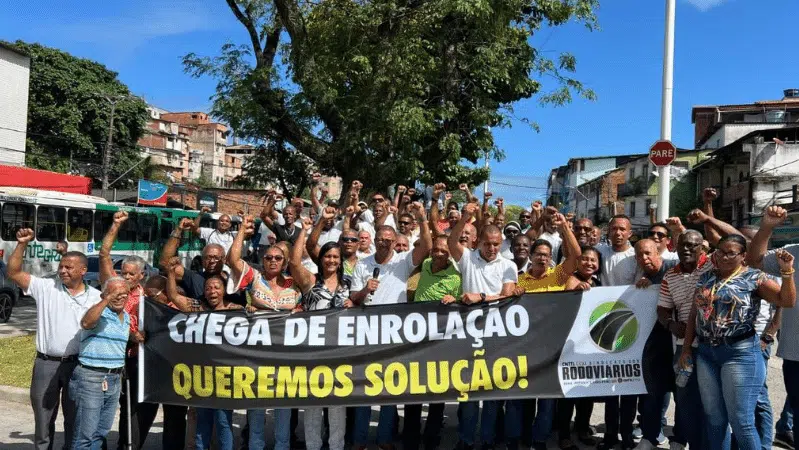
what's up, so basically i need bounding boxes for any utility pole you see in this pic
[656,0,676,222]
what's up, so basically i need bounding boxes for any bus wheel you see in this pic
[0,290,13,323]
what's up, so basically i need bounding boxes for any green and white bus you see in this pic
[0,187,213,277]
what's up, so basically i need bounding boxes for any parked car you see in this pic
[0,265,20,323]
[85,255,160,290]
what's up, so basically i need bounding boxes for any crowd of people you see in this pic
[7,177,799,450]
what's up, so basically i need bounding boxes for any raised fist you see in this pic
[312,172,322,183]
[444,192,453,201]
[531,200,543,212]
[322,207,337,220]
[686,208,709,224]
[397,185,407,194]
[463,203,479,217]
[433,183,447,196]
[113,211,129,225]
[458,183,469,192]
[345,205,355,215]
[703,187,718,203]
[410,202,426,220]
[484,192,493,200]
[666,217,683,229]
[201,206,212,214]
[776,248,795,272]
[179,218,194,230]
[762,205,788,229]
[16,228,34,244]
[301,217,314,231]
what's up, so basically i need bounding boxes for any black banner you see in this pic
[141,294,583,409]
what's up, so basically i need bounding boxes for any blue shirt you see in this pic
[78,306,130,369]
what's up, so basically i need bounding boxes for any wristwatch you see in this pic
[761,334,775,344]
[480,293,486,302]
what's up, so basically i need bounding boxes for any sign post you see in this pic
[656,0,677,222]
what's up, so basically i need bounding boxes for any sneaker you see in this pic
[633,439,655,450]
[632,427,642,439]
[668,442,686,450]
[532,442,548,450]
[776,431,796,449]
[559,438,579,450]
[578,430,598,446]
[657,431,667,445]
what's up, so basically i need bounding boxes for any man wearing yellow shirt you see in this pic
[518,211,580,293]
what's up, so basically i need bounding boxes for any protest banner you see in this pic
[139,286,658,408]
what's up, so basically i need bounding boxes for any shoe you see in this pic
[668,442,686,450]
[632,427,642,439]
[558,438,579,450]
[532,442,547,450]
[596,440,618,450]
[621,437,636,450]
[633,439,655,450]
[776,431,796,449]
[578,430,598,446]
[657,431,667,445]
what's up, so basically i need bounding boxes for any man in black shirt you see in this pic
[260,193,302,245]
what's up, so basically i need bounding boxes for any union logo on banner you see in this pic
[138,179,168,206]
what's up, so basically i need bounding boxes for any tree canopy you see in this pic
[5,40,150,187]
[184,0,597,196]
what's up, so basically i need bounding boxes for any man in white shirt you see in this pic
[7,228,102,450]
[647,222,679,263]
[193,206,238,253]
[349,203,431,449]
[447,202,519,449]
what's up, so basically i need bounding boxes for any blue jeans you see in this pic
[697,336,765,450]
[353,405,396,445]
[458,402,480,445]
[480,400,524,444]
[247,409,291,450]
[68,366,122,450]
[531,399,555,443]
[195,408,234,450]
[638,391,668,444]
[755,345,774,449]
[776,398,794,435]
[673,345,706,448]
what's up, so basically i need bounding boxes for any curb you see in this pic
[0,384,28,404]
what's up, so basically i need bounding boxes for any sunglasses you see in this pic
[398,221,412,226]
[520,215,531,219]
[341,237,359,243]
[263,255,285,262]
[649,231,668,239]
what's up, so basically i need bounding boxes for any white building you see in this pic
[0,43,31,166]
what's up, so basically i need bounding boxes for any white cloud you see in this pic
[683,0,728,12]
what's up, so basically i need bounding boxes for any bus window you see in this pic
[67,208,93,242]
[137,214,157,243]
[1,203,35,241]
[160,220,174,240]
[118,212,138,243]
[36,206,66,242]
[94,210,137,242]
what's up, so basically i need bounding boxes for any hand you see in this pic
[635,278,652,289]
[131,331,146,344]
[686,208,709,224]
[544,206,558,217]
[495,198,504,207]
[574,281,592,291]
[312,172,322,183]
[179,218,194,230]
[433,183,447,197]
[512,286,525,297]
[397,185,407,194]
[201,206,212,214]
[668,321,686,339]
[776,248,795,272]
[444,192,453,201]
[677,349,692,370]
[351,180,363,192]
[167,257,182,275]
[666,217,683,230]
[649,204,657,212]
[409,202,426,221]
[459,183,469,193]
[275,194,284,201]
[441,295,457,305]
[241,215,256,237]
[246,305,258,313]
[565,212,575,221]
[461,292,483,304]
[388,205,398,214]
[301,217,314,231]
[401,195,411,204]
[366,279,380,292]
[345,206,355,216]
[762,205,788,229]
[343,299,355,308]
[407,188,416,196]
[462,203,479,218]
[551,213,567,228]
[531,200,543,212]
[484,191,493,200]
[322,207,337,220]
[113,211,129,225]
[761,339,769,352]
[702,187,718,203]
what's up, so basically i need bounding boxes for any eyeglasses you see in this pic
[574,226,593,232]
[716,250,743,260]
[398,221,412,226]
[520,215,531,219]
[533,252,551,259]
[263,255,285,262]
[649,231,668,239]
[375,238,395,244]
[341,237,359,243]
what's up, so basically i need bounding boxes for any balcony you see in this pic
[617,177,648,198]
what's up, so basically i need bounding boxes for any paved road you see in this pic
[0,301,792,449]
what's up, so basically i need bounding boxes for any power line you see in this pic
[489,180,548,190]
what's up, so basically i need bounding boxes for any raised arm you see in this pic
[687,208,743,246]
[192,206,211,237]
[310,172,323,212]
[259,193,278,230]
[649,205,657,225]
[496,198,505,223]
[99,211,128,285]
[458,183,478,204]
[81,294,111,330]
[700,188,722,245]
[429,183,446,237]
[409,202,432,266]
[166,264,196,313]
[757,249,796,308]
[307,207,335,260]
[7,228,34,291]
[228,215,254,283]
[555,213,580,279]
[158,218,192,279]
[747,205,786,269]
[291,219,316,293]
[448,203,477,263]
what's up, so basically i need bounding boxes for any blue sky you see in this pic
[2,0,796,205]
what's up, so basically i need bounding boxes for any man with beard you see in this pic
[7,228,102,450]
[193,206,238,253]
[656,230,709,450]
[448,202,519,450]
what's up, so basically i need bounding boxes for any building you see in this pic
[692,89,799,149]
[692,127,799,228]
[223,153,243,187]
[573,168,625,225]
[161,112,229,186]
[0,43,31,166]
[138,107,192,181]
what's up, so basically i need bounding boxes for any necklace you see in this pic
[710,265,743,298]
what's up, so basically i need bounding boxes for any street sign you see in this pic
[649,140,677,166]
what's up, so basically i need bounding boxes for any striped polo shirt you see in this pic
[78,306,130,369]
[657,254,711,345]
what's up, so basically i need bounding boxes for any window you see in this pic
[137,214,157,243]
[36,206,66,242]
[94,210,137,243]
[629,201,637,217]
[739,171,744,182]
[645,199,652,214]
[160,220,174,240]
[628,167,635,180]
[1,203,34,241]
[726,176,731,187]
[67,209,93,242]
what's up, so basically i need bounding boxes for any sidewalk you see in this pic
[0,296,36,339]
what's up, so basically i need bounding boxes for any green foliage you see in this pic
[235,139,314,198]
[504,204,527,224]
[4,41,149,188]
[193,173,218,189]
[184,0,597,195]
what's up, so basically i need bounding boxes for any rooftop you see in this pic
[0,41,31,59]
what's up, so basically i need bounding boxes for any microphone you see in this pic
[370,267,380,294]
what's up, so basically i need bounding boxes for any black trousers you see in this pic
[556,398,594,440]
[403,403,446,450]
[602,395,637,444]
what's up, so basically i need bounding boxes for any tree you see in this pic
[234,139,314,198]
[184,0,597,198]
[4,41,150,188]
